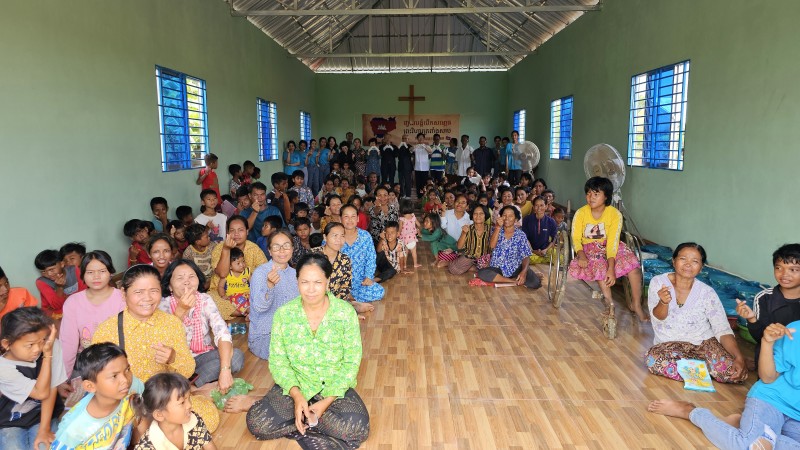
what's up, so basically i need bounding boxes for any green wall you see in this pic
[509,0,800,284]
[0,0,315,293]
[4,0,796,292]
[315,72,508,143]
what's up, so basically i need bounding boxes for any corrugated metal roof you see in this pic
[227,0,600,73]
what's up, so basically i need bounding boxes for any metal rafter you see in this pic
[232,4,601,17]
[293,50,530,57]
[227,0,600,72]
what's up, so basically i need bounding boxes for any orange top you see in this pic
[0,287,38,321]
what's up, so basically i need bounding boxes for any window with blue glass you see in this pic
[300,111,312,142]
[550,96,573,160]
[628,61,690,170]
[513,109,526,141]
[258,98,278,161]
[156,66,208,172]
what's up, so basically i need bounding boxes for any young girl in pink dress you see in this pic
[398,199,422,270]
[568,177,648,322]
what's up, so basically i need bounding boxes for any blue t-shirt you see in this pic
[51,377,144,450]
[748,319,800,421]
[319,147,330,166]
[241,206,284,242]
[507,143,522,170]
[446,146,458,164]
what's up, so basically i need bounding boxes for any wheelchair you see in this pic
[546,225,644,340]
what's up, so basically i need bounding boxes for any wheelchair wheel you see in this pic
[621,231,645,315]
[548,229,571,308]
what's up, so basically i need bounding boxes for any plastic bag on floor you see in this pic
[211,378,255,410]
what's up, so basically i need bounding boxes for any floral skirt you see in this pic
[567,240,640,282]
[644,338,746,384]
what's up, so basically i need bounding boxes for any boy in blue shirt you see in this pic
[51,343,144,450]
[648,321,800,449]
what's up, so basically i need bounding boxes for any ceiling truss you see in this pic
[228,0,601,72]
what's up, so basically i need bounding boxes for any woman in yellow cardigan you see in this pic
[92,264,219,432]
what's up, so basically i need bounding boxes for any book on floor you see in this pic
[677,359,715,392]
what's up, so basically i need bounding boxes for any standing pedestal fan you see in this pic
[583,143,645,339]
[516,141,541,177]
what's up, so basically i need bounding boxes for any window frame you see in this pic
[549,95,574,160]
[513,109,527,141]
[627,60,690,171]
[300,111,312,143]
[257,98,279,162]
[155,66,209,172]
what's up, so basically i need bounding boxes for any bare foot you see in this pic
[191,381,218,396]
[634,309,651,322]
[223,395,259,414]
[401,270,414,275]
[414,264,422,268]
[351,301,375,313]
[358,314,366,320]
[722,413,742,428]
[647,399,695,419]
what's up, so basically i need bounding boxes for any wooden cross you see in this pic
[398,84,425,120]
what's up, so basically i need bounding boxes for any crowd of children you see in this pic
[2,130,799,449]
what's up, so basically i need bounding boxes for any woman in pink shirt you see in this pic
[58,250,126,379]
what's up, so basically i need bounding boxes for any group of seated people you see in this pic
[2,129,800,449]
[0,250,368,450]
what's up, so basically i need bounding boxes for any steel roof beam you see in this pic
[294,51,530,58]
[234,5,601,17]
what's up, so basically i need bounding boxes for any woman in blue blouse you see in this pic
[284,140,301,176]
[340,204,385,305]
[477,205,541,289]
[248,231,299,360]
[317,138,331,184]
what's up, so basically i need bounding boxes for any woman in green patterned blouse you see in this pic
[244,253,369,448]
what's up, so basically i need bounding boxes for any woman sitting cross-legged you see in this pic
[158,259,245,390]
[448,204,491,275]
[476,205,541,289]
[648,322,800,450]
[248,230,299,360]
[645,242,748,384]
[242,254,370,449]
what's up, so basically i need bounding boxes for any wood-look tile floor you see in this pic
[214,245,753,449]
